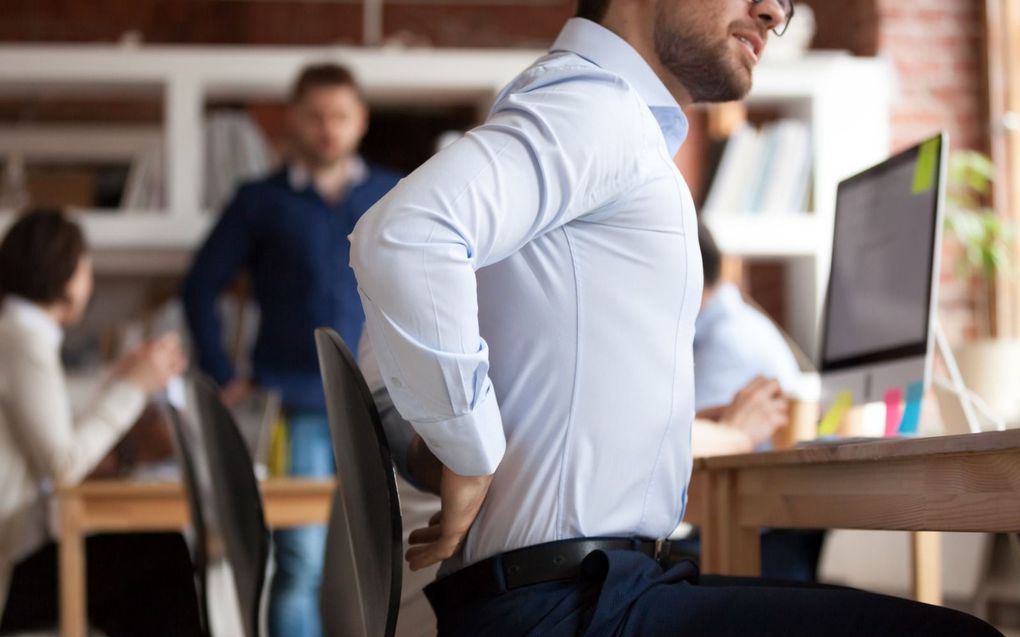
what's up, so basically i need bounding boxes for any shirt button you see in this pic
[390,377,403,389]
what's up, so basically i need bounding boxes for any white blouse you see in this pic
[0,296,145,614]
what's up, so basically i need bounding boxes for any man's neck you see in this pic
[301,156,355,204]
[598,11,694,107]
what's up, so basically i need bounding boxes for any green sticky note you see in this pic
[818,390,853,436]
[912,137,940,194]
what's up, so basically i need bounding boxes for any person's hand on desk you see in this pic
[88,404,177,478]
[406,459,493,571]
[718,376,788,447]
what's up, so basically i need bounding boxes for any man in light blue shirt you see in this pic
[349,1,999,635]
[694,220,802,414]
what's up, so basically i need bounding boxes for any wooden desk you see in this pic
[684,430,1020,604]
[56,478,335,637]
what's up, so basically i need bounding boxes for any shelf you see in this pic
[0,210,211,250]
[704,213,825,259]
[0,125,161,162]
[0,44,543,106]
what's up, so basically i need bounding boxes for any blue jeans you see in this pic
[268,409,335,637]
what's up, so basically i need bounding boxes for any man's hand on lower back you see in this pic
[405,466,493,571]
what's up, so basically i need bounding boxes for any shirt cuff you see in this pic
[412,387,506,477]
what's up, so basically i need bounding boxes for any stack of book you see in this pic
[120,110,271,212]
[701,120,812,217]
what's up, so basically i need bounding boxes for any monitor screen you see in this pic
[820,135,943,371]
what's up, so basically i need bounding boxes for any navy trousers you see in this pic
[428,549,1001,636]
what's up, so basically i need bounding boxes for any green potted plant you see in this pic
[939,150,1020,431]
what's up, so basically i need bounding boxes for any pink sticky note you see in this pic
[884,387,904,437]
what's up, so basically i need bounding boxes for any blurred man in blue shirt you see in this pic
[182,64,400,637]
[694,220,802,416]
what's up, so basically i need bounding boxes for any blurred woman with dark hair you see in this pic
[0,209,202,636]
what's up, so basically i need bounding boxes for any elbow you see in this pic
[349,204,405,301]
[348,219,376,293]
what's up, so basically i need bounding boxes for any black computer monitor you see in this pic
[819,132,948,405]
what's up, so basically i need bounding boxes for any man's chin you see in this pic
[693,74,751,104]
[307,152,347,168]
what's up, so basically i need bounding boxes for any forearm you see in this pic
[695,405,728,422]
[691,419,754,458]
[181,281,234,384]
[407,435,443,496]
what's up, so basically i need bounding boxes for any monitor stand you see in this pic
[933,321,1005,434]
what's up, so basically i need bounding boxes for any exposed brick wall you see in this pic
[0,0,571,47]
[805,0,880,55]
[875,0,989,342]
[878,0,988,153]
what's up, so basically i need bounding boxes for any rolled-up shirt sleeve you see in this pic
[357,328,418,485]
[350,65,641,476]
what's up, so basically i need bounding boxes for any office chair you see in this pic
[314,328,403,637]
[165,403,214,637]
[187,372,271,637]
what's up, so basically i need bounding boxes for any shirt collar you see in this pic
[551,18,688,154]
[288,155,368,193]
[3,295,63,349]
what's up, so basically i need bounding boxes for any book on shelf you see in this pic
[700,119,812,217]
[120,142,164,211]
[203,110,272,212]
[120,110,271,212]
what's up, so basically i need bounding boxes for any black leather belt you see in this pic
[425,537,687,612]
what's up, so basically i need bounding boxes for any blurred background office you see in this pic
[1,0,1019,635]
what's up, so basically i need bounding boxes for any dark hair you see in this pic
[698,218,721,288]
[0,208,87,305]
[290,63,363,103]
[576,0,612,22]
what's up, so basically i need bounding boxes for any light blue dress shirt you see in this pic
[694,283,803,411]
[350,17,703,567]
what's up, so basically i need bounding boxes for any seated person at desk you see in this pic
[0,209,200,636]
[680,221,824,583]
[693,220,801,421]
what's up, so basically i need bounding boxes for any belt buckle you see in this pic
[654,538,670,563]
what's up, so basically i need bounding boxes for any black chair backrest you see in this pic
[165,403,213,637]
[187,373,270,637]
[314,328,402,637]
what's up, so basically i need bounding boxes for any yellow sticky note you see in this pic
[268,416,290,477]
[818,390,853,436]
[912,137,940,195]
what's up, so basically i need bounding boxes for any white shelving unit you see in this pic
[0,43,542,251]
[0,45,891,357]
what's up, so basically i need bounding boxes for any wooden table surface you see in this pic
[56,431,1020,634]
[684,429,1020,604]
[56,477,335,637]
